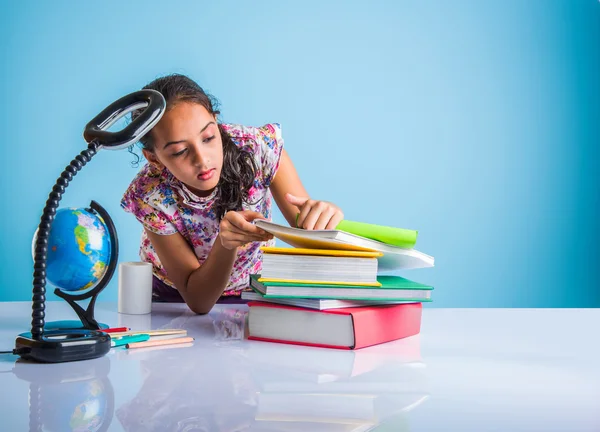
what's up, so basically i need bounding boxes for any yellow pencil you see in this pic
[120,342,195,356]
[126,336,195,349]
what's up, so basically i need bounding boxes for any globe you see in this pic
[42,379,108,432]
[33,207,112,292]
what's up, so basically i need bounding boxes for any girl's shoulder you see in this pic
[124,163,167,196]
[120,163,182,235]
[121,163,176,210]
[221,122,282,150]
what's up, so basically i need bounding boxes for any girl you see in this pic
[121,74,343,314]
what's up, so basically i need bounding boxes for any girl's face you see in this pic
[143,102,223,197]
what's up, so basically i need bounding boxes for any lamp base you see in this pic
[15,330,111,363]
[44,320,109,331]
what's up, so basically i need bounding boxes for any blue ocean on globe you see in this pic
[43,379,107,432]
[36,207,112,292]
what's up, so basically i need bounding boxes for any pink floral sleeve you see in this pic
[120,168,178,236]
[254,123,284,187]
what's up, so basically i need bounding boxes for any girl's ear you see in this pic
[143,149,163,169]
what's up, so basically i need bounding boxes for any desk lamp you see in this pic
[14,89,166,363]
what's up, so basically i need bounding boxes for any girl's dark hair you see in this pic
[130,74,258,220]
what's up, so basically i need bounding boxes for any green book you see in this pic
[336,219,418,249]
[249,274,433,302]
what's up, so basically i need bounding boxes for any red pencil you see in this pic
[101,327,130,333]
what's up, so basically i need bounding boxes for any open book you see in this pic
[254,220,434,271]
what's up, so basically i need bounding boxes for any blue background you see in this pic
[0,0,598,306]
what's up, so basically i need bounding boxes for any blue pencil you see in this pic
[110,334,150,348]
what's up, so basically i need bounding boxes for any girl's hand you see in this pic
[218,210,273,250]
[285,193,344,230]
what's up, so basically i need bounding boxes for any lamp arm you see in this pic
[30,141,100,339]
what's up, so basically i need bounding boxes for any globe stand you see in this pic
[14,89,166,363]
[44,200,118,332]
[12,356,114,432]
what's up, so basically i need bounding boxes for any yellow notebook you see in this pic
[260,246,383,258]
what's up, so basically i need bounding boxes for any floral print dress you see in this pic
[121,123,283,299]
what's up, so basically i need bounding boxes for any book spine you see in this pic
[351,303,422,349]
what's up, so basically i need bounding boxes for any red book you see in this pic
[247,301,422,350]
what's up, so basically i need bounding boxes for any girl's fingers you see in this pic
[226,222,271,241]
[222,232,271,246]
[313,208,336,231]
[325,211,344,230]
[231,231,271,242]
[223,220,271,239]
[227,211,268,235]
[285,193,309,207]
[238,210,267,221]
[295,201,314,229]
[302,202,329,230]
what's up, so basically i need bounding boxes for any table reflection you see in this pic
[116,307,429,431]
[12,356,114,432]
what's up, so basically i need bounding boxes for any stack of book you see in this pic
[243,220,435,350]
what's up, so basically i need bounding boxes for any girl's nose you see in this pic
[189,143,206,167]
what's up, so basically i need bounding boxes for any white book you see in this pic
[254,220,434,271]
[261,253,378,284]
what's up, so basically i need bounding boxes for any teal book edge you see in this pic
[247,284,433,302]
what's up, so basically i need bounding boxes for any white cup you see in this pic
[118,262,153,315]
[118,310,152,330]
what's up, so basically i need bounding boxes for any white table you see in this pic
[0,302,598,431]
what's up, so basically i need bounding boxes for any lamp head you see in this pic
[83,89,166,150]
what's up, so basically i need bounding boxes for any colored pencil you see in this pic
[106,329,187,338]
[101,327,130,333]
[111,334,150,347]
[146,333,190,341]
[117,342,194,357]
[126,336,194,349]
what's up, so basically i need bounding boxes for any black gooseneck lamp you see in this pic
[14,89,166,363]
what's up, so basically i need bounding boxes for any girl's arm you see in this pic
[145,210,271,314]
[269,149,308,226]
[270,149,344,229]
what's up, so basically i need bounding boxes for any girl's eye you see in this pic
[172,148,187,157]
[203,136,215,144]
